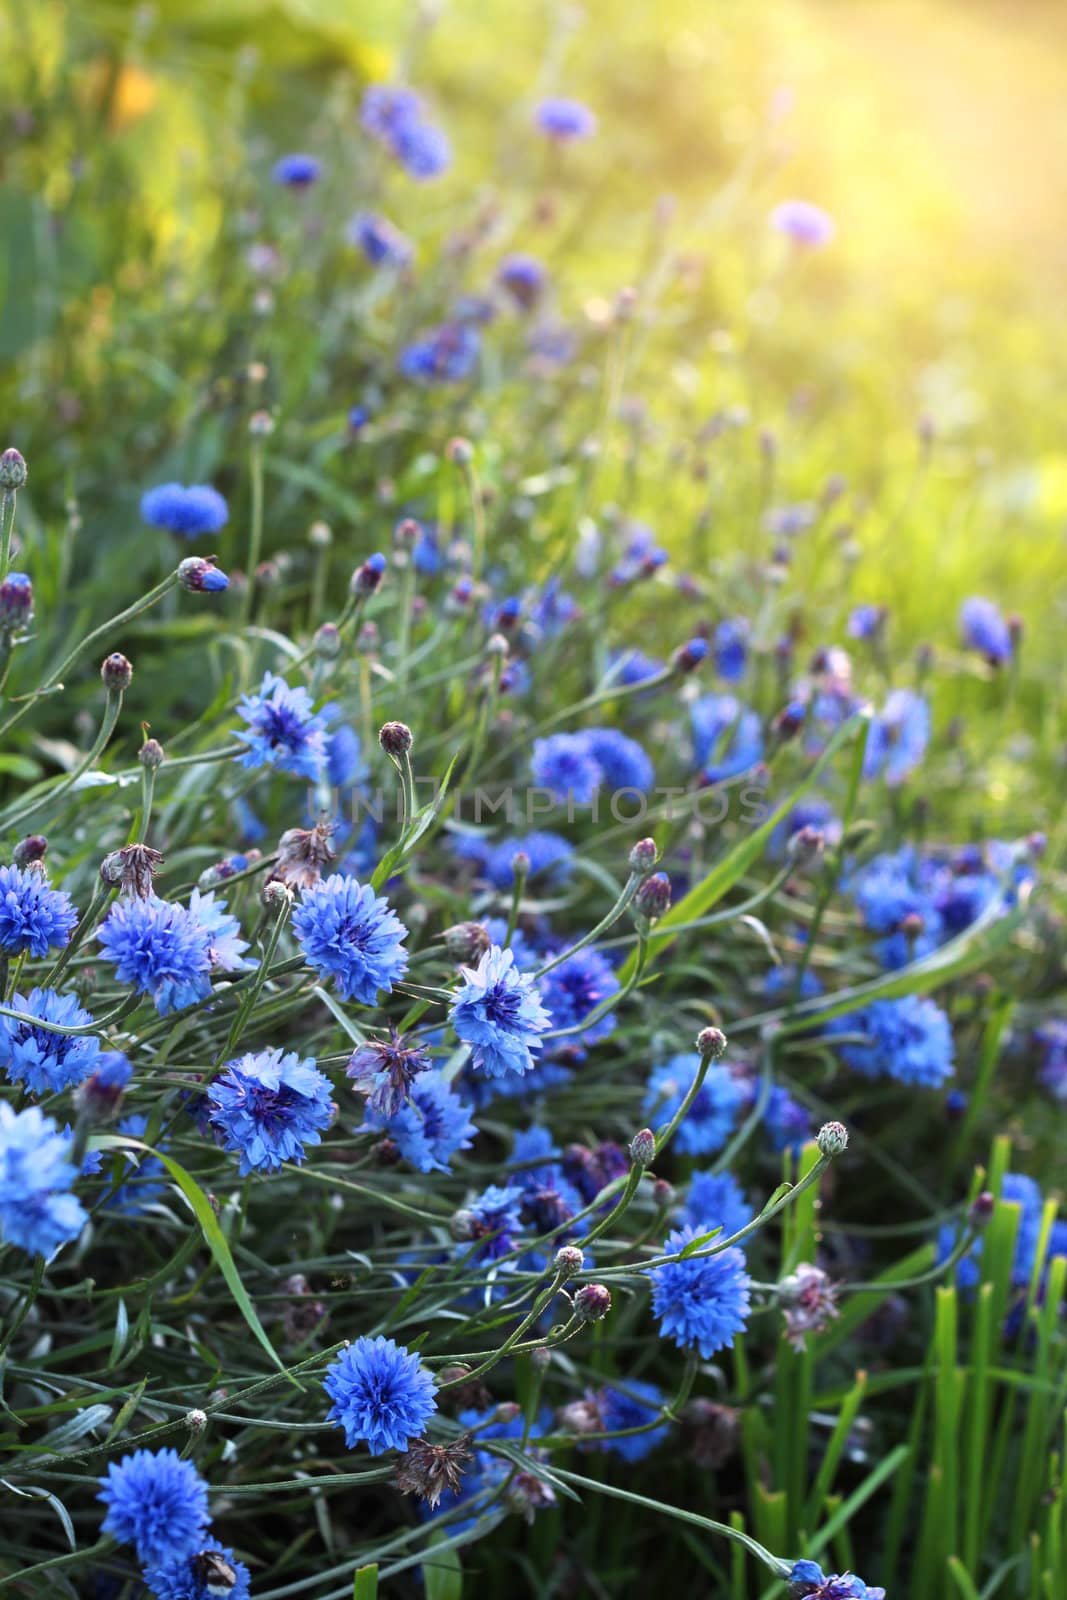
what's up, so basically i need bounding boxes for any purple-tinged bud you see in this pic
[100,843,164,897]
[308,520,332,548]
[634,871,671,922]
[441,921,491,963]
[530,1345,552,1371]
[184,1408,208,1433]
[75,1050,132,1121]
[652,1177,675,1208]
[0,572,33,629]
[696,1025,728,1059]
[0,447,27,490]
[12,834,47,866]
[249,408,275,437]
[1026,831,1047,860]
[178,556,229,593]
[485,632,510,658]
[774,700,807,741]
[394,517,421,548]
[672,637,708,674]
[970,1191,995,1227]
[101,653,133,692]
[554,1245,585,1278]
[449,1208,477,1243]
[313,622,341,661]
[351,552,387,596]
[816,1120,848,1158]
[629,1128,656,1167]
[900,910,925,939]
[379,720,413,757]
[573,1283,612,1323]
[448,576,474,612]
[139,738,165,770]
[447,436,474,466]
[629,837,659,875]
[787,826,824,866]
[1007,613,1024,651]
[510,850,531,880]
[260,878,293,910]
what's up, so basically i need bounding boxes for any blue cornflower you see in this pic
[498,253,546,310]
[536,97,598,141]
[272,152,321,186]
[768,799,841,861]
[609,522,668,584]
[187,889,254,974]
[323,1335,437,1454]
[1036,1018,1067,1102]
[833,995,954,1088]
[531,732,601,804]
[850,849,941,968]
[0,1103,86,1257]
[763,964,823,1002]
[101,1113,168,1215]
[938,1172,1044,1292]
[683,1170,753,1240]
[466,1182,525,1261]
[764,502,817,537]
[510,1124,561,1178]
[596,1379,670,1462]
[0,986,101,1095]
[450,944,551,1079]
[0,571,33,628]
[690,694,764,782]
[0,863,77,957]
[234,671,327,781]
[322,715,365,790]
[143,1542,251,1600]
[762,1084,813,1153]
[714,618,749,681]
[399,323,480,384]
[97,1449,210,1564]
[97,897,212,1016]
[140,483,229,539]
[207,1048,333,1175]
[76,1050,133,1121]
[960,595,1013,665]
[483,830,575,889]
[863,689,930,785]
[649,1228,752,1357]
[529,578,579,636]
[348,1028,430,1117]
[848,603,886,641]
[541,947,619,1054]
[392,118,451,178]
[362,1071,476,1172]
[586,728,655,793]
[643,1055,745,1157]
[361,84,424,142]
[347,211,413,268]
[293,875,409,1003]
[606,648,663,687]
[770,199,836,247]
[788,1562,885,1599]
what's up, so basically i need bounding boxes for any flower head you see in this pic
[682,1170,753,1241]
[649,1229,752,1357]
[498,253,546,310]
[714,618,749,681]
[293,875,409,1003]
[463,1182,525,1262]
[207,1048,333,1175]
[863,689,930,786]
[770,199,836,247]
[323,1335,437,1454]
[0,572,33,630]
[531,732,601,805]
[788,1562,885,1599]
[595,1379,670,1462]
[0,987,101,1095]
[643,1055,745,1157]
[187,888,254,974]
[362,1071,477,1172]
[101,1112,169,1215]
[585,728,655,793]
[779,1262,840,1348]
[143,1542,252,1600]
[399,323,480,384]
[450,945,551,1079]
[960,596,1013,665]
[140,483,229,538]
[536,97,597,141]
[178,556,229,593]
[97,896,213,1016]
[478,830,574,890]
[234,672,328,781]
[272,152,321,186]
[541,947,619,1055]
[394,1435,473,1509]
[0,863,77,957]
[347,1028,430,1117]
[348,211,413,268]
[0,1103,86,1257]
[97,1448,210,1564]
[832,995,954,1088]
[690,694,764,782]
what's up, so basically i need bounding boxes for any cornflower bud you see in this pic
[101,653,133,692]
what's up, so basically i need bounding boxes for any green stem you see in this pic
[0,686,125,833]
[0,488,16,584]
[241,435,266,625]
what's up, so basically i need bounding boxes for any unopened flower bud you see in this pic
[308,519,332,548]
[574,1283,612,1323]
[450,1208,476,1242]
[313,622,341,660]
[185,1408,208,1433]
[652,1177,675,1208]
[530,1345,552,1371]
[774,700,807,741]
[816,1120,848,1158]
[485,632,510,658]
[12,834,47,866]
[0,447,27,490]
[441,921,491,963]
[787,826,824,865]
[0,572,33,629]
[629,1128,656,1167]
[379,721,413,757]
[74,1050,132,1121]
[970,1191,995,1228]
[634,872,671,921]
[629,837,658,875]
[394,517,420,547]
[249,408,275,437]
[101,653,133,692]
[672,637,708,674]
[178,556,229,593]
[351,552,387,596]
[510,850,530,880]
[260,878,293,910]
[554,1245,585,1278]
[447,436,474,466]
[696,1026,728,1060]
[139,738,165,770]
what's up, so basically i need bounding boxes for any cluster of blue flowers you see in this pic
[361,84,451,179]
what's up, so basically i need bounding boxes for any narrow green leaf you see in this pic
[105,1377,148,1445]
[353,1566,380,1600]
[423,1537,464,1600]
[31,1403,113,1453]
[0,1480,77,1549]
[108,1299,129,1368]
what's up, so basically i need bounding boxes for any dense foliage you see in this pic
[0,6,1065,1599]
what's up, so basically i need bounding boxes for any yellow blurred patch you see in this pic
[80,60,158,131]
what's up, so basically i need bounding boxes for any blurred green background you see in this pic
[1,0,1065,830]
